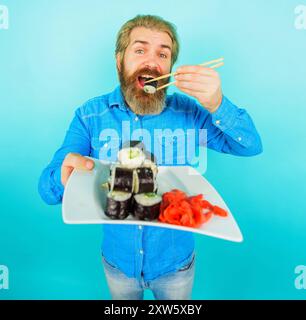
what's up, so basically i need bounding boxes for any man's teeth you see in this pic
[141,75,154,80]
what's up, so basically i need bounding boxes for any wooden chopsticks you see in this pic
[144,57,224,91]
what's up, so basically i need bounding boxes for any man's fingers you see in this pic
[61,153,95,187]
[176,80,210,93]
[61,166,74,186]
[176,65,217,76]
[63,152,94,170]
[174,73,212,83]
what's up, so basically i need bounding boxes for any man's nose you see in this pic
[143,60,156,70]
[143,53,161,72]
[143,61,161,74]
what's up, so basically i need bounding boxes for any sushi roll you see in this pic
[117,147,146,169]
[132,193,162,221]
[143,80,158,94]
[133,167,157,194]
[105,191,131,220]
[110,165,134,193]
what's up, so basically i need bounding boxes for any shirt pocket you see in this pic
[102,254,119,271]
[178,251,196,272]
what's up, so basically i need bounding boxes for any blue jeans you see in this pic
[102,252,196,300]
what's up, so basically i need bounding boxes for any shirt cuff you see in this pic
[54,166,64,194]
[211,95,238,131]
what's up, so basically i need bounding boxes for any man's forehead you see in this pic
[129,27,173,49]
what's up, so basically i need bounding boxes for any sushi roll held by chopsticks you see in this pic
[143,57,225,93]
[143,79,158,94]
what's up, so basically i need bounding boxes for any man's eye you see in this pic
[160,53,168,59]
[135,49,144,54]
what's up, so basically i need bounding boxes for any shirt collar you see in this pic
[108,85,128,111]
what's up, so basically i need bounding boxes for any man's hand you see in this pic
[61,152,94,187]
[174,65,223,113]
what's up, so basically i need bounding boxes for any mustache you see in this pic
[133,67,162,79]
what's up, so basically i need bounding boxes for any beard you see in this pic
[118,63,170,115]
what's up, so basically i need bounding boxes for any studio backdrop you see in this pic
[0,0,306,299]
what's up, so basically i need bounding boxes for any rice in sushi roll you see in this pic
[110,165,134,193]
[132,193,162,221]
[105,191,132,220]
[117,147,146,169]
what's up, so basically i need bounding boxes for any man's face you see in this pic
[117,27,173,115]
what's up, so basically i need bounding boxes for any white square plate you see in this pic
[62,157,243,242]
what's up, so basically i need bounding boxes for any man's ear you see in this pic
[116,53,122,72]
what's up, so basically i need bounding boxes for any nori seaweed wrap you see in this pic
[134,167,156,194]
[132,193,162,221]
[105,191,132,220]
[110,165,134,193]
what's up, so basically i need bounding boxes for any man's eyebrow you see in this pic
[131,40,172,51]
[160,44,172,52]
[132,40,149,46]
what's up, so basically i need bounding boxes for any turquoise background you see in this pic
[1,0,306,299]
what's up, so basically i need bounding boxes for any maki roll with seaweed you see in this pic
[143,80,158,94]
[132,193,162,221]
[110,165,134,193]
[133,167,157,194]
[105,191,132,220]
[103,140,161,221]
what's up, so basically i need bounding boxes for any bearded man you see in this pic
[38,14,262,300]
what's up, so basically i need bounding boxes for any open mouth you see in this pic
[137,75,156,88]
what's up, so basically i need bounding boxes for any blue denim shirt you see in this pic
[38,85,262,281]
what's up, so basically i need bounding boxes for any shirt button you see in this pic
[104,143,108,148]
[138,225,142,230]
[135,117,138,121]
[215,120,221,125]
[237,137,242,142]
[140,249,144,255]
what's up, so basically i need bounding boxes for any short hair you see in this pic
[115,14,180,67]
